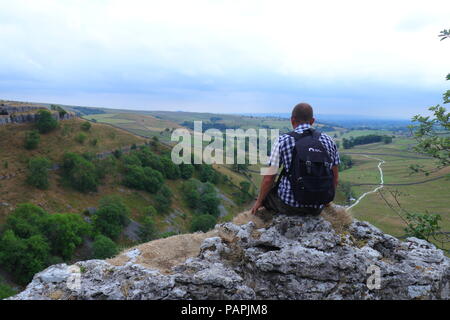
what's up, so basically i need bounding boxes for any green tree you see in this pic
[154,184,173,214]
[26,156,51,189]
[62,152,99,192]
[144,205,157,216]
[0,230,50,285]
[122,165,164,194]
[92,196,130,240]
[92,235,118,259]
[197,164,219,184]
[24,130,40,150]
[339,154,354,171]
[179,163,194,179]
[410,105,449,167]
[182,179,201,209]
[190,214,217,232]
[0,278,16,299]
[75,132,87,144]
[161,157,180,179]
[198,192,220,216]
[44,213,91,260]
[138,216,158,242]
[36,109,58,133]
[81,121,92,131]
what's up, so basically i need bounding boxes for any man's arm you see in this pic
[332,165,339,189]
[250,174,276,214]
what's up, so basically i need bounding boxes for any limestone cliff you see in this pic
[9,208,450,300]
[0,105,75,125]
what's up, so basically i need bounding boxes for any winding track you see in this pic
[346,155,386,210]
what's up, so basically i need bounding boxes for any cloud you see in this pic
[0,0,449,117]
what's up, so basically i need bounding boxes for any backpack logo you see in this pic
[308,147,322,153]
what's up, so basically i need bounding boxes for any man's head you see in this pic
[291,102,315,128]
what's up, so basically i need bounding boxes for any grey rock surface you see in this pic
[9,214,450,300]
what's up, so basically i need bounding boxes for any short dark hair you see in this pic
[291,102,313,122]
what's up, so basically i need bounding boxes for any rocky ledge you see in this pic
[9,213,450,300]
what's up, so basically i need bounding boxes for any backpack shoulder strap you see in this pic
[286,128,314,141]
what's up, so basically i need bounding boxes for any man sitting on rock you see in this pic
[251,102,340,216]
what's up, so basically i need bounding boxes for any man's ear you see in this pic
[310,118,315,125]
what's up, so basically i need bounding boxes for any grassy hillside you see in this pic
[0,117,250,232]
[338,137,450,251]
[0,118,144,221]
[83,113,182,144]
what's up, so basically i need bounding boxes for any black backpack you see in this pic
[280,129,335,206]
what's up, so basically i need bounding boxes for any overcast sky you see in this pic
[0,0,449,118]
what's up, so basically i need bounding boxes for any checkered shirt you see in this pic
[267,123,340,208]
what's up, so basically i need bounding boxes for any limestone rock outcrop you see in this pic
[9,213,449,300]
[0,105,75,125]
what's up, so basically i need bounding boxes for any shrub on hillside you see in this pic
[44,213,91,260]
[138,216,158,242]
[26,156,51,189]
[0,204,90,284]
[181,179,201,209]
[75,132,87,144]
[122,165,164,194]
[144,205,157,217]
[80,121,91,131]
[136,148,164,172]
[92,195,130,240]
[161,156,180,179]
[190,214,217,232]
[197,164,220,184]
[36,109,58,134]
[62,152,99,192]
[92,235,118,259]
[179,163,194,179]
[24,130,40,150]
[339,154,354,171]
[154,184,173,214]
[0,279,16,299]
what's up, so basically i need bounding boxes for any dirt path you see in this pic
[347,155,385,210]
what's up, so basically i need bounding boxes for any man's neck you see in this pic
[294,123,311,130]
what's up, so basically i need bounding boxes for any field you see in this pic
[82,113,181,144]
[337,134,450,251]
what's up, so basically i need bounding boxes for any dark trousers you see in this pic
[262,187,323,216]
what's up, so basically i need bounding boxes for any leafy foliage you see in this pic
[44,213,91,260]
[36,109,58,134]
[92,195,130,240]
[80,121,92,131]
[92,235,118,259]
[410,105,449,167]
[138,216,158,242]
[154,184,173,214]
[0,204,89,284]
[339,154,354,171]
[75,132,87,144]
[190,214,217,232]
[62,152,99,192]
[181,179,201,209]
[409,30,449,168]
[26,156,51,189]
[24,130,40,150]
[342,134,392,149]
[122,165,164,193]
[0,278,17,299]
[179,163,194,179]
[161,156,180,179]
[403,211,442,242]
